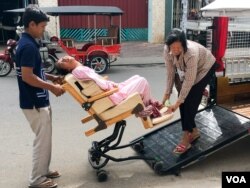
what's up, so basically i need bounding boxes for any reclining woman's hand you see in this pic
[112,83,118,88]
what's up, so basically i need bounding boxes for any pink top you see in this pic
[72,66,152,105]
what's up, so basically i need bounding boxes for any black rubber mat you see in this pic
[131,105,250,175]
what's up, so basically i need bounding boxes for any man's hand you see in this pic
[50,84,65,97]
[45,73,64,85]
[21,67,65,97]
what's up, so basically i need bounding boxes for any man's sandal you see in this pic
[29,178,57,188]
[46,171,61,179]
[173,143,191,155]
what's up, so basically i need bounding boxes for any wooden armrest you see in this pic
[87,87,119,102]
[61,83,69,89]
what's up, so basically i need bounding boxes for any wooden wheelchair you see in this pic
[61,73,173,181]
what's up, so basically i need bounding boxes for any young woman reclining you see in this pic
[56,56,168,118]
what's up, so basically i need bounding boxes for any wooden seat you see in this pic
[62,73,155,136]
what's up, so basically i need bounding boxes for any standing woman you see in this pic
[162,28,216,154]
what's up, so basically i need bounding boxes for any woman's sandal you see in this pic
[173,143,191,155]
[189,133,200,144]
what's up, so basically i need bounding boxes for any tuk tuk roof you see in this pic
[5,5,123,16]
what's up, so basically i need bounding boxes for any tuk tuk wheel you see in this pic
[89,56,108,74]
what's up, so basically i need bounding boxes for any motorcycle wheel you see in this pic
[43,56,56,74]
[89,56,108,74]
[0,60,12,77]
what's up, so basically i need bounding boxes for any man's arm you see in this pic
[22,67,64,96]
[45,73,64,85]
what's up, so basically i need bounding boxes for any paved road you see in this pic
[0,41,165,66]
[1,64,250,188]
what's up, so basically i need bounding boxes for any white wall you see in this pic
[38,0,59,38]
[148,0,166,43]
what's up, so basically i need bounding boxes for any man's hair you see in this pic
[165,28,188,53]
[23,4,49,28]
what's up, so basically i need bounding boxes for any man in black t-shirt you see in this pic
[15,5,64,188]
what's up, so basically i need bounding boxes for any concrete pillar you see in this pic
[148,0,166,43]
[165,0,173,38]
[38,0,59,38]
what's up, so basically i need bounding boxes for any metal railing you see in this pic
[224,57,250,82]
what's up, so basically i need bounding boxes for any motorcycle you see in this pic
[0,30,58,77]
[16,26,58,74]
[0,39,58,77]
[0,39,16,77]
[39,40,58,74]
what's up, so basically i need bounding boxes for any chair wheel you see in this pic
[153,161,163,174]
[133,141,144,153]
[173,168,181,176]
[97,170,108,182]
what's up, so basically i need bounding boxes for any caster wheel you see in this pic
[173,169,181,176]
[133,142,144,153]
[97,170,108,182]
[153,161,163,174]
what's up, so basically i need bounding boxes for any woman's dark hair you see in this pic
[23,4,49,28]
[56,67,70,76]
[165,28,188,53]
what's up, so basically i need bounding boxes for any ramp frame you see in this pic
[131,105,250,175]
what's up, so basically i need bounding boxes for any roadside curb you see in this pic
[111,62,164,67]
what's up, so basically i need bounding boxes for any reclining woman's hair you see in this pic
[56,66,70,76]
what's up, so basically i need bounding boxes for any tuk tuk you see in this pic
[6,5,123,74]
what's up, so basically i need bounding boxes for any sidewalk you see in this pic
[117,41,165,66]
[72,41,165,66]
[0,41,166,65]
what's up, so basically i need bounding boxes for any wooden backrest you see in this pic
[64,74,115,114]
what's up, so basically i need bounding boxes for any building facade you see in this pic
[38,0,59,38]
[0,0,185,43]
[38,0,166,43]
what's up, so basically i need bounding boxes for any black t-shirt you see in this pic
[16,33,50,109]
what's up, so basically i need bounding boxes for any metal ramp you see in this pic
[131,105,250,175]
